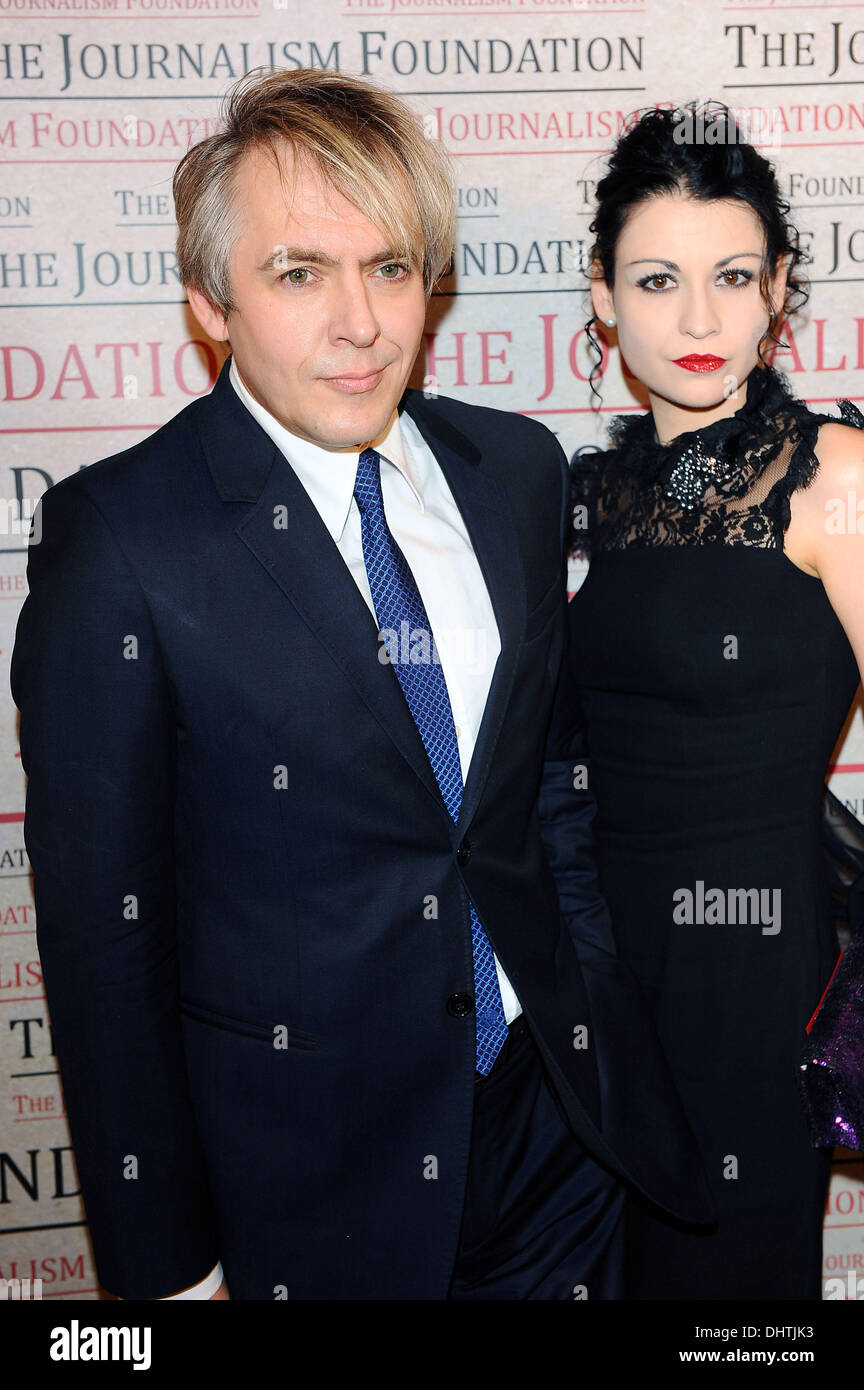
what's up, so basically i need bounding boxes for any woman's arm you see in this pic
[786,420,864,683]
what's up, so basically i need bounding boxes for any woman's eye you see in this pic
[637,273,672,291]
[635,268,754,292]
[720,268,753,287]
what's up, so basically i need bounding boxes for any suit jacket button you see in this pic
[447,992,474,1018]
[456,838,472,866]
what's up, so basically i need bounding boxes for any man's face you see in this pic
[187,144,428,450]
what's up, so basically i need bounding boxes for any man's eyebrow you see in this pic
[257,246,408,273]
[624,252,763,270]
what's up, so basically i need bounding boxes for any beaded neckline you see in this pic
[569,362,864,558]
[606,361,793,503]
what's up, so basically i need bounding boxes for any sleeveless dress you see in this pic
[567,362,864,1300]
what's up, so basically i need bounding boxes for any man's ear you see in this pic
[590,263,615,325]
[186,286,230,342]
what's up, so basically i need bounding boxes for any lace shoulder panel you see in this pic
[568,441,650,560]
[566,368,864,557]
[769,396,864,540]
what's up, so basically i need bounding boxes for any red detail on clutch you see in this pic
[806,951,843,1035]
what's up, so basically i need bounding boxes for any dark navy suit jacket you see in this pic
[11,354,713,1299]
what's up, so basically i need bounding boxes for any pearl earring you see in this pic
[606,317,616,327]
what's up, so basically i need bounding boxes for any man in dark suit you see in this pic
[10,68,712,1301]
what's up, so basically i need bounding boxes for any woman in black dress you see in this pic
[569,103,864,1299]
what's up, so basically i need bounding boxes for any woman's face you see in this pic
[592,190,788,439]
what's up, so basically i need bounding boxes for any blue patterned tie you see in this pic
[353,447,508,1075]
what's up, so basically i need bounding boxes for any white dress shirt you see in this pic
[158,357,520,1299]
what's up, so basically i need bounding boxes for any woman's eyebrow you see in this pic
[624,252,763,270]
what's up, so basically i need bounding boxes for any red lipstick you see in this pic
[673,354,726,373]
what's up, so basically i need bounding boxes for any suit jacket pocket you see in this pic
[178,996,319,1050]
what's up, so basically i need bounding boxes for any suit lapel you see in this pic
[197,356,528,833]
[404,393,527,836]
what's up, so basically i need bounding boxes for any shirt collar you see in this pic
[228,355,425,542]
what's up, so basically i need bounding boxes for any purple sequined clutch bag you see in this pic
[799,788,864,1151]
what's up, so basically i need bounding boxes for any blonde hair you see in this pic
[173,66,456,315]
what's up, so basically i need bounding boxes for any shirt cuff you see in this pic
[158,1261,224,1300]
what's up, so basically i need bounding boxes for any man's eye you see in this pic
[378,263,409,279]
[280,268,311,284]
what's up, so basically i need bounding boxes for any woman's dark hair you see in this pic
[584,100,809,403]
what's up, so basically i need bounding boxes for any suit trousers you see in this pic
[447,1014,626,1299]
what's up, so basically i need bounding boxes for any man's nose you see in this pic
[330,274,381,347]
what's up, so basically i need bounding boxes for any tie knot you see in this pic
[354,447,383,517]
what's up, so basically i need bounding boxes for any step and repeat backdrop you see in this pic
[1,0,863,1300]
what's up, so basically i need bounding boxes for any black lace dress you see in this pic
[568,363,863,1300]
